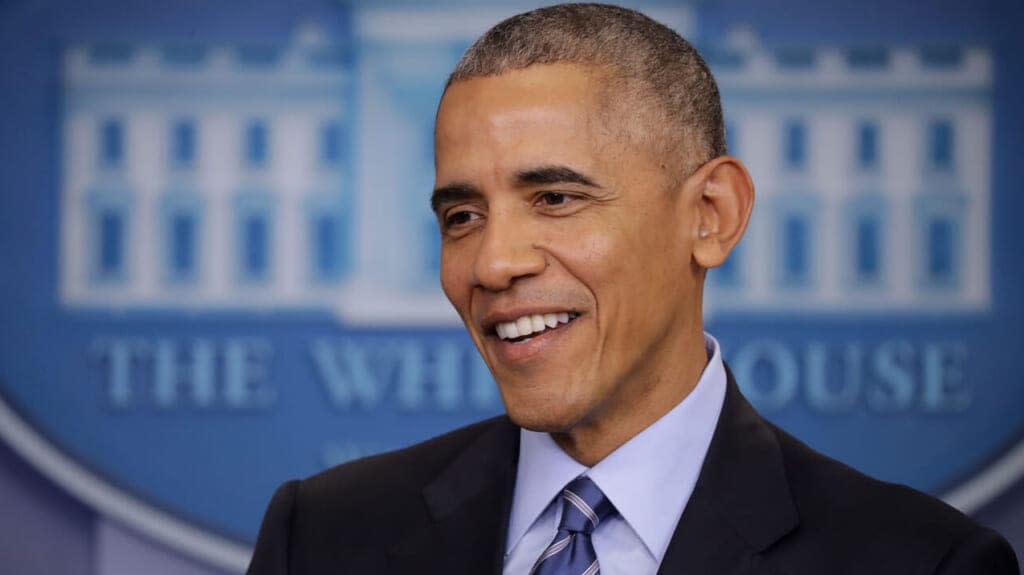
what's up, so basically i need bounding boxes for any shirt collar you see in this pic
[506,333,727,562]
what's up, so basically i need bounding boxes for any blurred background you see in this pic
[1,0,1022,573]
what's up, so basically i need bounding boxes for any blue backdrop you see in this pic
[0,0,1022,572]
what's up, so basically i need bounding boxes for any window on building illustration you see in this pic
[782,215,809,283]
[857,122,879,170]
[312,213,341,280]
[239,46,281,67]
[169,212,197,279]
[424,217,441,277]
[775,47,816,69]
[171,120,196,169]
[308,46,349,69]
[928,120,954,171]
[162,45,207,66]
[701,47,744,71]
[245,121,268,168]
[725,121,738,156]
[98,210,124,278]
[784,121,806,170]
[855,215,881,283]
[716,244,742,287]
[926,217,956,285]
[846,47,889,70]
[242,213,269,279]
[100,119,124,169]
[421,120,436,168]
[320,121,342,168]
[90,44,133,65]
[921,46,962,69]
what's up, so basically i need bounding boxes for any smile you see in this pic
[495,312,579,342]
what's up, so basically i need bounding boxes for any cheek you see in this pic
[543,224,635,323]
[575,232,618,269]
[546,223,622,289]
[439,247,471,306]
[567,210,665,281]
[564,207,689,316]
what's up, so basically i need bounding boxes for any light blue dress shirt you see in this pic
[503,333,727,575]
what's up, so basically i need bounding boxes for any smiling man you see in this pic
[432,59,730,469]
[248,4,1018,574]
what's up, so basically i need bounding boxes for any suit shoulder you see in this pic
[767,423,1014,569]
[299,415,512,501]
[253,416,515,571]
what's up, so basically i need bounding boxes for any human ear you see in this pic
[687,156,755,269]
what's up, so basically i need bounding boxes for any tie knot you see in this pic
[557,476,615,534]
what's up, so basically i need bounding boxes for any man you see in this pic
[248,4,1019,574]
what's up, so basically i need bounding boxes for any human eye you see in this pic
[441,207,483,234]
[539,192,571,206]
[534,191,585,213]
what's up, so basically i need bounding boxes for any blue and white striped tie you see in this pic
[531,476,616,575]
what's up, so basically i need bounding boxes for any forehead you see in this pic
[434,64,615,172]
[438,62,607,126]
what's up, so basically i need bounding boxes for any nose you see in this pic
[472,213,546,291]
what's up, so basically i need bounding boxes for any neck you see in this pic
[550,328,710,467]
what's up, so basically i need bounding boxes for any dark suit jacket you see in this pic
[247,374,1020,574]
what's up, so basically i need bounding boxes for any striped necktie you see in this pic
[531,476,616,575]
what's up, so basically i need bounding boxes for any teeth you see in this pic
[504,322,519,339]
[515,316,532,335]
[531,315,545,332]
[495,312,576,341]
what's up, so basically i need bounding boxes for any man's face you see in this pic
[433,63,705,438]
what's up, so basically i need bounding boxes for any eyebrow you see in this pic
[514,165,600,188]
[430,183,479,215]
[430,165,602,215]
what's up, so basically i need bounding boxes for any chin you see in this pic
[503,400,584,434]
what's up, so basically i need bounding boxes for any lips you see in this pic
[482,308,582,365]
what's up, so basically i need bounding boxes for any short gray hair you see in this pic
[447,3,726,171]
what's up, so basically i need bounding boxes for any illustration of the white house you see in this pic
[706,26,991,315]
[59,3,991,324]
[60,23,355,311]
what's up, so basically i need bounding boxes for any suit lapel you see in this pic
[387,371,797,574]
[388,417,520,575]
[658,371,799,575]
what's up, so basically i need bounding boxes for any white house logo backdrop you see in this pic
[1,0,1022,571]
